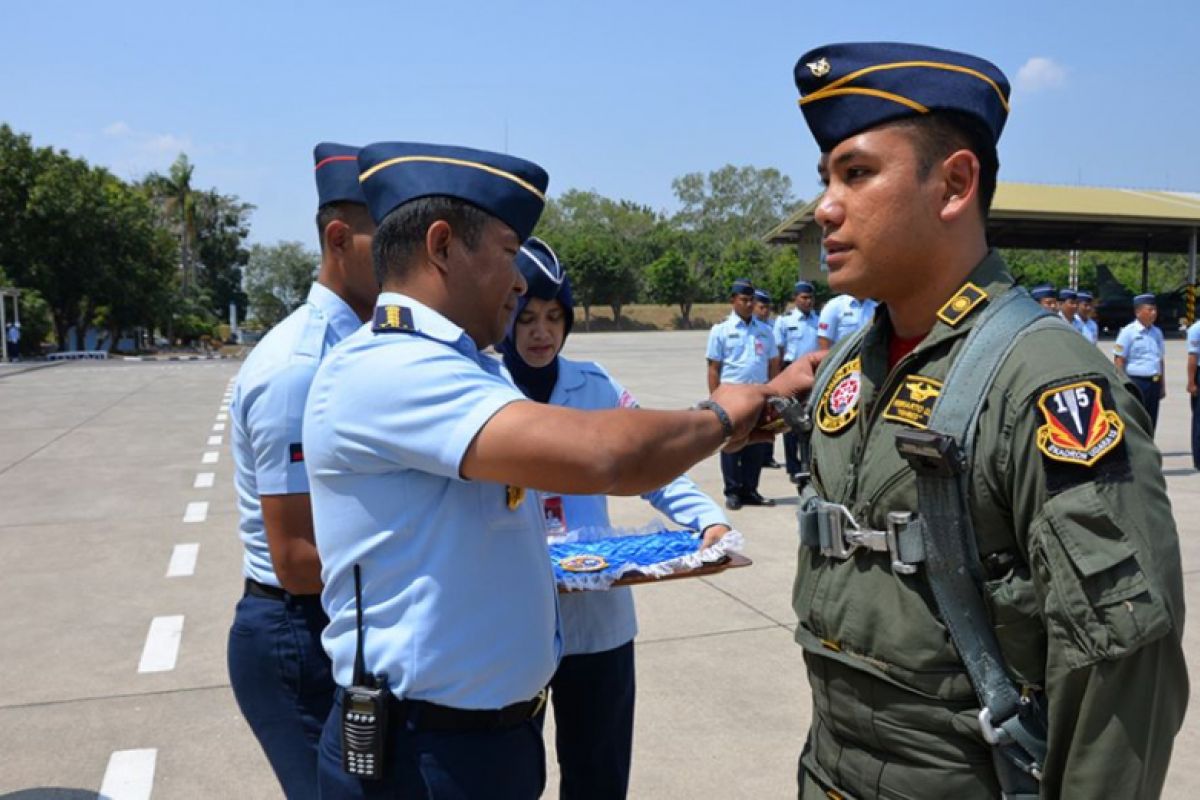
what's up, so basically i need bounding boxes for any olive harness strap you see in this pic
[904,286,1057,798]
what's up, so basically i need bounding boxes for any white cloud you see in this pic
[144,133,193,154]
[1015,57,1067,93]
[102,121,132,137]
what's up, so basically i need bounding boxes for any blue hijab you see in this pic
[499,237,574,403]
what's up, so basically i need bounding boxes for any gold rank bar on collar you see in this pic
[373,305,415,334]
[936,282,988,327]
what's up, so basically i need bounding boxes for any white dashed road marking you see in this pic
[216,413,228,421]
[212,422,225,432]
[207,435,222,446]
[99,748,157,800]
[183,501,208,523]
[201,451,219,464]
[166,544,200,577]
[194,472,214,489]
[138,616,184,673]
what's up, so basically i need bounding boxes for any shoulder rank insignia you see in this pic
[882,375,942,429]
[936,282,987,327]
[505,485,526,510]
[1035,380,1125,466]
[372,304,415,334]
[815,357,862,434]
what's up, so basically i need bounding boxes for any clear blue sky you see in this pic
[4,0,1197,248]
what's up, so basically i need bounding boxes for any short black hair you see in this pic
[372,196,491,286]
[891,110,1000,219]
[314,202,371,253]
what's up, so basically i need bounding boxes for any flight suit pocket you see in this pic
[982,566,1046,686]
[1029,489,1172,670]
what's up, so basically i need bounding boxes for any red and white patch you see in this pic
[618,389,639,409]
[816,358,862,434]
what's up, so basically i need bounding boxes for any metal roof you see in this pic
[765,182,1200,252]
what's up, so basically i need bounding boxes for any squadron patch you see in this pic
[882,376,942,429]
[505,485,526,510]
[936,282,987,327]
[560,554,608,573]
[816,358,862,434]
[1034,378,1131,493]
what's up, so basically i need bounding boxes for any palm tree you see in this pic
[144,154,198,290]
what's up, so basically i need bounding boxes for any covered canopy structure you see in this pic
[764,182,1200,294]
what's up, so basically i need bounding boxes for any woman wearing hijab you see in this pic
[498,236,733,799]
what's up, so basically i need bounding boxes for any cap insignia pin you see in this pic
[807,57,831,78]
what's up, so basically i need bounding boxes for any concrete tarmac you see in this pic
[0,332,1196,798]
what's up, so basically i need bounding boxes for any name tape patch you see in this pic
[882,376,943,429]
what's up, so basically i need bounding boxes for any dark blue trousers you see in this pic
[1128,374,1162,432]
[228,589,335,800]
[1192,366,1200,470]
[720,444,766,498]
[546,641,636,800]
[317,692,546,799]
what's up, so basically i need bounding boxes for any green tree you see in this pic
[194,189,253,325]
[144,154,199,289]
[244,242,319,328]
[644,249,705,328]
[672,164,803,249]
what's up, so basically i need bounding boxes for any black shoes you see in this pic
[740,492,776,507]
[764,459,783,469]
[725,494,743,510]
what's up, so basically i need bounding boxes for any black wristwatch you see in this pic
[693,399,734,447]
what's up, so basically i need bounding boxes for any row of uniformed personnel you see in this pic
[228,39,1189,800]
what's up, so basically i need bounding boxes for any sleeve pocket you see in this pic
[1029,488,1172,670]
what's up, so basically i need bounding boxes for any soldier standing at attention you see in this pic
[1029,283,1057,312]
[816,291,876,349]
[227,143,378,798]
[304,142,814,798]
[775,281,820,483]
[790,42,1186,798]
[1114,294,1166,431]
[1057,288,1084,333]
[707,279,780,509]
[1077,290,1100,344]
[1188,315,1200,470]
[754,289,784,469]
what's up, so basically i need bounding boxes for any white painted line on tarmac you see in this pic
[216,413,228,421]
[138,616,184,673]
[219,404,229,412]
[212,422,225,432]
[201,451,219,464]
[206,435,222,446]
[183,501,208,523]
[166,543,199,577]
[194,472,214,489]
[99,748,157,800]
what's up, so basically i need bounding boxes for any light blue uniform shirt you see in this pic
[230,282,361,587]
[817,295,877,343]
[705,312,776,384]
[773,307,820,362]
[1059,312,1087,336]
[544,358,728,656]
[1114,320,1165,377]
[1082,318,1099,345]
[304,292,560,709]
[1188,321,1200,357]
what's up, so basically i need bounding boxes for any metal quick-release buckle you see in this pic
[978,706,1044,782]
[886,511,918,575]
[812,503,922,574]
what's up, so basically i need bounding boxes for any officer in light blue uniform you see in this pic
[752,288,783,469]
[1030,283,1057,311]
[816,293,877,347]
[1057,288,1085,333]
[706,279,779,509]
[774,281,820,482]
[1188,317,1200,469]
[499,237,732,799]
[227,143,378,798]
[1115,293,1166,431]
[1077,290,1100,344]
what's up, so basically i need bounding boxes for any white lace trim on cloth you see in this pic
[549,523,744,592]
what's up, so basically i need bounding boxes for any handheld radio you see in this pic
[340,564,388,780]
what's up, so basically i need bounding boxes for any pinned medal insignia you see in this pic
[505,485,526,510]
[816,357,862,434]
[372,304,414,334]
[559,554,609,573]
[882,376,942,429]
[936,282,987,327]
[807,57,831,78]
[1035,380,1125,466]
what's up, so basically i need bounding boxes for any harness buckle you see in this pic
[819,503,860,559]
[895,428,966,477]
[886,511,919,575]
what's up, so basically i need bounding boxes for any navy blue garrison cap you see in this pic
[754,289,772,303]
[1076,290,1094,302]
[730,279,754,296]
[1133,293,1157,306]
[357,142,549,239]
[313,142,366,207]
[794,42,1011,152]
[794,280,815,294]
[1030,284,1056,301]
[1058,288,1077,301]
[514,236,574,337]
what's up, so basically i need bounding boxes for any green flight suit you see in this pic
[793,251,1188,799]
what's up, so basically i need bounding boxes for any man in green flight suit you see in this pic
[788,42,1188,798]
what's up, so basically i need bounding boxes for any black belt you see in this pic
[384,689,548,733]
[244,578,320,603]
[1130,374,1161,383]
